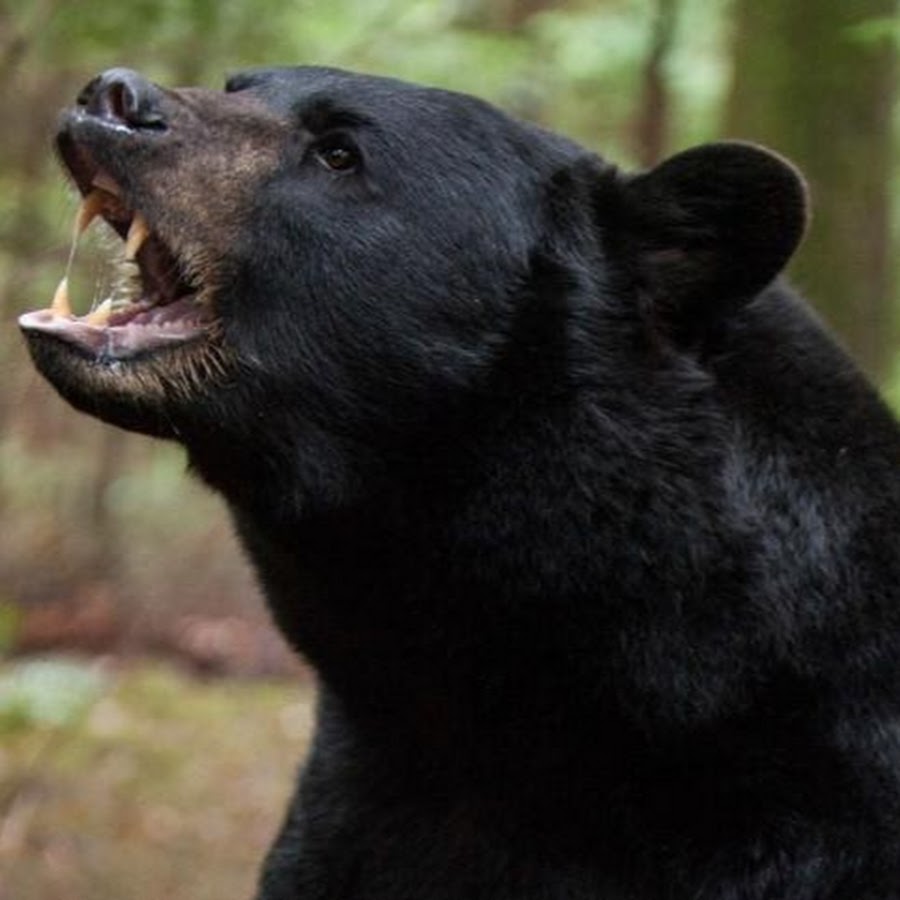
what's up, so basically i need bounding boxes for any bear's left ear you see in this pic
[610,141,809,333]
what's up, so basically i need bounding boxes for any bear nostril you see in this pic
[77,68,167,130]
[106,82,132,121]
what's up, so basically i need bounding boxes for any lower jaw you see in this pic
[20,325,223,441]
[18,295,212,361]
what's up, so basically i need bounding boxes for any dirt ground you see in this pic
[0,657,315,900]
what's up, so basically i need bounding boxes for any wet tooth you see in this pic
[50,277,72,318]
[84,298,113,326]
[125,214,150,261]
[76,190,106,236]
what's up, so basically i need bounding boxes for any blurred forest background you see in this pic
[0,0,897,897]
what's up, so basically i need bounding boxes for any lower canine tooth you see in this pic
[125,214,151,261]
[84,298,113,326]
[50,277,72,317]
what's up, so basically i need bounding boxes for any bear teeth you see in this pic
[74,189,151,260]
[42,179,198,333]
[76,190,106,236]
[83,298,113,326]
[124,214,151,261]
[50,277,72,317]
[75,188,129,235]
[52,192,155,321]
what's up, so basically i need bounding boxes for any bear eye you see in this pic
[315,141,360,173]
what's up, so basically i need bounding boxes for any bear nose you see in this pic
[77,68,167,129]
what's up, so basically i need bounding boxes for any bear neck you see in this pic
[211,354,723,761]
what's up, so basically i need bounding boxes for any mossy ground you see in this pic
[0,658,314,900]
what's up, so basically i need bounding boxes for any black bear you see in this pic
[19,67,900,899]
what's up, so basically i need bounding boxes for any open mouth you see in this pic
[19,156,215,360]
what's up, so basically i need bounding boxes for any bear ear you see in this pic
[612,141,809,334]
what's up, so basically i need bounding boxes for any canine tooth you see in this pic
[76,190,106,236]
[84,298,113,326]
[50,277,72,317]
[125,214,151,261]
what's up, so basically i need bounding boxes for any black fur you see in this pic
[20,68,900,898]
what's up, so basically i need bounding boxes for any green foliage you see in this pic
[845,16,900,47]
[3,0,733,159]
[0,658,106,731]
[885,356,900,413]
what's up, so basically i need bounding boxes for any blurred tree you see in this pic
[726,0,898,381]
[478,0,557,30]
[631,0,677,166]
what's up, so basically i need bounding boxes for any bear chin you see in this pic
[19,326,227,439]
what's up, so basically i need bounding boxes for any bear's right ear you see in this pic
[606,142,809,335]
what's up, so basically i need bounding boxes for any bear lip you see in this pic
[18,134,216,360]
[19,295,211,357]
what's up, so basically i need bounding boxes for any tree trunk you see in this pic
[726,0,897,382]
[632,0,677,167]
